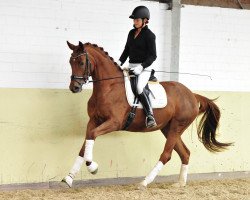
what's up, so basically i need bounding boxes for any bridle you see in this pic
[70,51,92,85]
[70,51,127,86]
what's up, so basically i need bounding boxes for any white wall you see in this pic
[0,0,171,89]
[2,2,250,91]
[179,5,250,92]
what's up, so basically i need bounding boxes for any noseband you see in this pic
[70,52,92,85]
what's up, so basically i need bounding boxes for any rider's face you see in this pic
[133,18,143,28]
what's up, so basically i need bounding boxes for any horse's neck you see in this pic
[89,47,123,93]
[93,60,120,81]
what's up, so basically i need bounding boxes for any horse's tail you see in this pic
[195,94,233,152]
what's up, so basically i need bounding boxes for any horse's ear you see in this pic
[67,41,76,50]
[79,41,84,50]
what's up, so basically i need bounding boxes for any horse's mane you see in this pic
[84,42,118,67]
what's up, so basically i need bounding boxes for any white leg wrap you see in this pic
[87,161,98,173]
[141,161,164,187]
[63,175,73,187]
[69,156,84,178]
[178,164,188,186]
[84,140,94,162]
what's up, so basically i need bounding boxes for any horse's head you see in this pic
[67,41,92,93]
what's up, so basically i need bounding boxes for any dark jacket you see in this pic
[119,26,157,68]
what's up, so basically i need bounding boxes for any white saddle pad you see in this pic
[123,71,167,109]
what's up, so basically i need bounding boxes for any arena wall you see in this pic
[0,89,249,185]
[179,5,250,92]
[0,0,171,89]
[0,1,250,186]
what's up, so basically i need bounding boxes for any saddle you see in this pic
[123,70,167,109]
[122,70,167,130]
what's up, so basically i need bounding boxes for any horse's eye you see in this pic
[80,61,84,66]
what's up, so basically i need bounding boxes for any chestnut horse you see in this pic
[62,41,232,188]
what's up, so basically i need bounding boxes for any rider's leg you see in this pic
[137,70,157,128]
[138,90,156,128]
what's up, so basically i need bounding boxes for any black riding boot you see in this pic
[149,69,158,82]
[138,91,157,128]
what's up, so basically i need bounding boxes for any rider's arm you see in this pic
[141,32,157,68]
[119,31,132,65]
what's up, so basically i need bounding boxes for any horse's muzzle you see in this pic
[69,82,83,93]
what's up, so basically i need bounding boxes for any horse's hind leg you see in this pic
[139,119,187,189]
[138,130,177,189]
[139,120,179,189]
[173,138,190,187]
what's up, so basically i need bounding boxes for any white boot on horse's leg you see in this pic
[138,161,163,190]
[84,140,99,174]
[172,164,188,187]
[62,175,74,188]
[84,140,95,162]
[61,156,84,188]
[87,161,99,174]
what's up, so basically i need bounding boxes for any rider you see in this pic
[117,6,157,128]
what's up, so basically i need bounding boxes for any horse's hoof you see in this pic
[87,161,98,175]
[91,168,98,175]
[59,180,70,188]
[137,180,147,190]
[61,176,73,188]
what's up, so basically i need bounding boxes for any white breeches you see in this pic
[129,63,151,94]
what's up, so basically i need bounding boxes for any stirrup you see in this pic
[146,115,157,128]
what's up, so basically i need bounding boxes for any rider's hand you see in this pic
[132,65,143,75]
[116,60,126,70]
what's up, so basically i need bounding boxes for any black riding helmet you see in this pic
[129,6,150,20]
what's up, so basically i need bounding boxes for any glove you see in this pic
[132,65,143,75]
[116,60,126,70]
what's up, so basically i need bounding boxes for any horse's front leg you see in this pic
[62,119,120,187]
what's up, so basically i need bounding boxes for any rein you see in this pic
[89,76,125,83]
[72,70,212,84]
[70,51,212,85]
